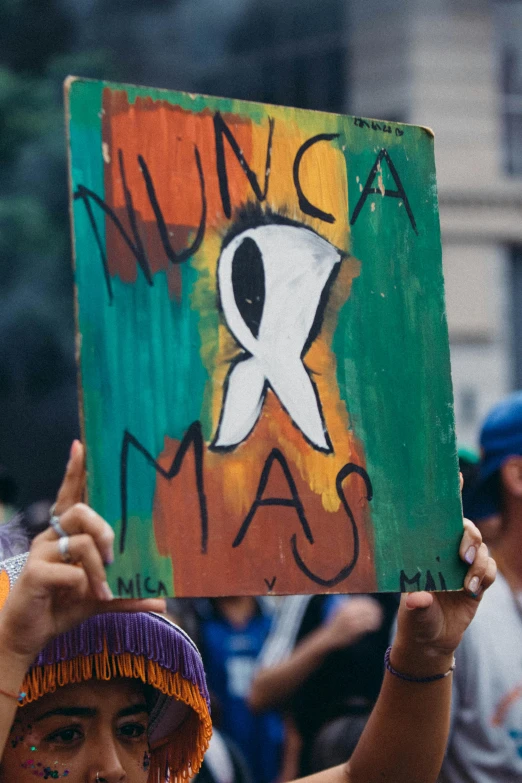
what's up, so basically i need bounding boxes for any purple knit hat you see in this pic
[0,553,212,780]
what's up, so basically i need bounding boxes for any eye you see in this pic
[117,722,147,741]
[44,725,84,746]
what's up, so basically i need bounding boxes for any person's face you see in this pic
[0,678,151,782]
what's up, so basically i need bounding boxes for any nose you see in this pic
[90,740,126,782]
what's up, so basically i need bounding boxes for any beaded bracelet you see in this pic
[384,646,456,683]
[0,686,26,703]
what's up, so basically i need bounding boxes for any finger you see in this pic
[23,562,166,614]
[404,591,434,610]
[40,503,114,565]
[40,537,112,602]
[479,556,497,594]
[23,559,91,601]
[53,440,86,515]
[465,541,489,596]
[460,472,464,492]
[459,518,483,565]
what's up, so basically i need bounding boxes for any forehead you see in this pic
[17,679,146,722]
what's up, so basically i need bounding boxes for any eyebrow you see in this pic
[35,707,97,722]
[116,704,149,718]
[34,703,149,723]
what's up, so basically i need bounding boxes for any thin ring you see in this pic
[49,502,57,517]
[49,515,67,539]
[58,536,72,564]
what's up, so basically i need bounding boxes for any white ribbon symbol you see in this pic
[212,223,342,452]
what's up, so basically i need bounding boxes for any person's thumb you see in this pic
[405,591,434,611]
[396,591,443,646]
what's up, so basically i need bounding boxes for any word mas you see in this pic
[119,424,372,591]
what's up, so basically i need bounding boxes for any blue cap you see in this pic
[470,391,522,520]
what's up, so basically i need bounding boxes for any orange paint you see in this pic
[0,569,10,611]
[492,685,522,727]
[103,91,256,284]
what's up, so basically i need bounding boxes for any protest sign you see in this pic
[66,77,463,597]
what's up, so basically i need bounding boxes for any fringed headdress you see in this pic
[0,553,212,781]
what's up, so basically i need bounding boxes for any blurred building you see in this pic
[351,0,522,448]
[75,0,348,113]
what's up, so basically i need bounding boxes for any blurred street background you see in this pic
[0,0,521,506]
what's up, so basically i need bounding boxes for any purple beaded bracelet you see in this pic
[384,646,456,683]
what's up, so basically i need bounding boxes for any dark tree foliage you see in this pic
[0,0,347,505]
[0,0,73,74]
[0,0,114,505]
[212,0,347,113]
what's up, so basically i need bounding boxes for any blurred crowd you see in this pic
[2,390,522,783]
[0,392,522,783]
[164,591,397,783]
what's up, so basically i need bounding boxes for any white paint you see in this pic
[102,141,111,164]
[214,224,342,451]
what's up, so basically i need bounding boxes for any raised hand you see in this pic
[323,597,384,650]
[0,442,165,669]
[393,518,496,674]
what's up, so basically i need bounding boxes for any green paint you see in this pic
[67,77,464,596]
[337,126,463,590]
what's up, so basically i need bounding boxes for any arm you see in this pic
[279,716,303,782]
[0,642,28,767]
[249,598,383,711]
[296,519,496,783]
[0,443,165,761]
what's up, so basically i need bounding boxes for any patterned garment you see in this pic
[0,513,29,560]
[441,571,522,782]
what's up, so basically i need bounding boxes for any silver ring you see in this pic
[49,515,67,539]
[58,536,72,564]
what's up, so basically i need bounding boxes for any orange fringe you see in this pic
[20,642,212,781]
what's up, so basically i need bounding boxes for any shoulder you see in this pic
[0,513,29,561]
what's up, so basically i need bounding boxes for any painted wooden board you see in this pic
[66,77,464,598]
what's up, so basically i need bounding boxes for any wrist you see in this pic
[0,622,34,679]
[390,639,456,680]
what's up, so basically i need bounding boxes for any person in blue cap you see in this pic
[441,390,522,783]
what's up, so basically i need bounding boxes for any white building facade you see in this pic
[350,0,522,447]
